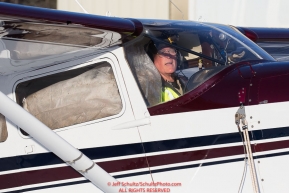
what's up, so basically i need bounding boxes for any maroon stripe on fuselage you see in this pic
[1,139,289,190]
[254,139,289,152]
[0,156,149,190]
[146,145,244,167]
[0,167,80,190]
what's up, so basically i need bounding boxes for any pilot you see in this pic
[147,38,184,102]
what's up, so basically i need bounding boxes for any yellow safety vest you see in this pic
[161,87,180,102]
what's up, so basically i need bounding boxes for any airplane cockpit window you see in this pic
[124,37,162,106]
[124,21,273,107]
[0,113,8,142]
[15,62,122,134]
[0,18,123,75]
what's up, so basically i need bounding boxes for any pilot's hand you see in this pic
[228,50,245,63]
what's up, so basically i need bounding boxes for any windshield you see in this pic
[143,20,274,65]
[124,20,275,107]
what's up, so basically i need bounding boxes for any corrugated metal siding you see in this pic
[57,0,169,19]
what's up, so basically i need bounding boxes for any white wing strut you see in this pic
[0,91,119,193]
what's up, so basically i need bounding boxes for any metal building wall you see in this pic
[189,0,289,27]
[57,0,169,19]
[170,0,188,20]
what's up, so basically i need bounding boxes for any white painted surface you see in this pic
[189,0,289,27]
[57,0,169,19]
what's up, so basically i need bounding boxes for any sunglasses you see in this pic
[157,48,177,57]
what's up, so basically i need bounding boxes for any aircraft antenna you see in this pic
[74,0,88,14]
[169,0,184,20]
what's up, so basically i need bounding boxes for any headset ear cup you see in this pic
[177,52,184,70]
